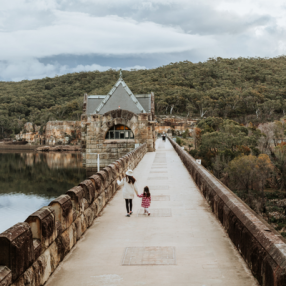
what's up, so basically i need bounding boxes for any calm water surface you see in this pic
[0,151,86,233]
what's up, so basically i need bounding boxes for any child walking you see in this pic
[137,186,151,216]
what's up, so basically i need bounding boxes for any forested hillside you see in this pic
[1,56,286,137]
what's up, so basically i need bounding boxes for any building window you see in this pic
[105,125,134,140]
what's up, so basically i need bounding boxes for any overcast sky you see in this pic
[1,0,286,81]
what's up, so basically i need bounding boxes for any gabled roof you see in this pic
[94,75,146,114]
[86,94,152,115]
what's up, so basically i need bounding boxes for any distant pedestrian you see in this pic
[137,186,151,216]
[117,169,138,217]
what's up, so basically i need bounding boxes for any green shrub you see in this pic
[265,192,281,200]
[176,137,182,146]
[189,149,198,158]
[182,129,189,139]
[275,223,285,231]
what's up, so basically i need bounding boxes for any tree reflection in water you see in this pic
[0,151,86,233]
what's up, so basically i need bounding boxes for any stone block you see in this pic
[107,164,118,179]
[104,188,110,202]
[73,214,83,241]
[86,154,97,160]
[0,223,34,281]
[99,192,106,210]
[66,186,85,214]
[90,159,98,164]
[111,181,117,196]
[104,166,114,182]
[49,195,73,233]
[79,180,95,205]
[108,153,118,160]
[33,239,41,261]
[99,153,109,160]
[89,174,103,196]
[25,206,56,254]
[121,156,129,169]
[84,208,94,228]
[115,159,124,174]
[0,266,12,286]
[97,170,109,189]
[89,199,99,217]
[96,195,103,214]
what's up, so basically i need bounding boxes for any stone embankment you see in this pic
[15,121,81,145]
[36,145,81,152]
[168,136,286,286]
[154,116,196,135]
[0,144,147,286]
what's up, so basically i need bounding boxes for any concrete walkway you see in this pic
[46,139,258,286]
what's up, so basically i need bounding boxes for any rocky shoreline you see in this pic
[36,145,81,152]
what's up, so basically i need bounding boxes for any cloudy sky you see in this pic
[1,0,286,81]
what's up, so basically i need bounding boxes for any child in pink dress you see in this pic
[137,186,151,216]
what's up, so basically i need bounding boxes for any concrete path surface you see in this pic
[46,139,258,286]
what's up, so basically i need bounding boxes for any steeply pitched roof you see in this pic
[95,77,146,114]
[85,74,153,115]
[86,95,106,114]
[135,95,151,113]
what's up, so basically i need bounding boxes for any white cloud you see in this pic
[1,0,286,81]
[0,12,213,61]
[0,59,146,81]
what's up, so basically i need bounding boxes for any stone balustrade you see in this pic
[0,143,147,286]
[167,136,286,286]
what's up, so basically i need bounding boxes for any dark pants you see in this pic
[125,199,133,213]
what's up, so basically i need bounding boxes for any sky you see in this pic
[0,0,286,81]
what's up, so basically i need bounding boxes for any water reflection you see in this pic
[0,151,86,233]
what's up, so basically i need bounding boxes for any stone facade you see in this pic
[82,109,155,172]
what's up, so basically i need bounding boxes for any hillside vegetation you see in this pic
[1,56,286,137]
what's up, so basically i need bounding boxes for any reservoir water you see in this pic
[0,151,86,233]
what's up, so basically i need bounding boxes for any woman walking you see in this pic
[137,186,151,216]
[117,169,138,217]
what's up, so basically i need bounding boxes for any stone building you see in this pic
[81,72,156,172]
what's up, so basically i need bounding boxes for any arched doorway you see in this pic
[105,124,134,140]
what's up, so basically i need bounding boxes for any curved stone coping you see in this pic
[0,143,147,286]
[167,136,286,286]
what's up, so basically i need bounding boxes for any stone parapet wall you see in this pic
[0,144,147,286]
[167,136,286,286]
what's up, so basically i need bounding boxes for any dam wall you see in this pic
[0,143,147,286]
[167,136,286,286]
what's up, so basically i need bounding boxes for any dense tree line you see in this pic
[2,56,286,137]
[189,117,286,215]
